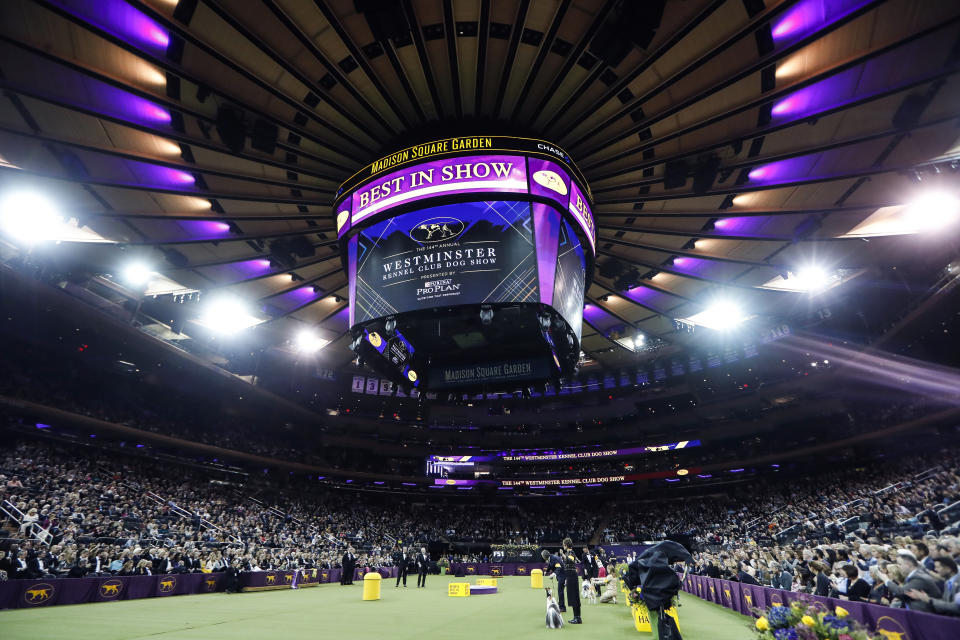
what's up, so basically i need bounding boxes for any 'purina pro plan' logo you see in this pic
[409,217,465,243]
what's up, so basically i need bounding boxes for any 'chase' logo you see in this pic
[410,217,465,243]
[876,616,909,640]
[100,579,123,598]
[532,170,567,195]
[24,583,54,605]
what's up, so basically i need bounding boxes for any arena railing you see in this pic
[0,499,50,546]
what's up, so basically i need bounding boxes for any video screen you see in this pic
[352,200,538,324]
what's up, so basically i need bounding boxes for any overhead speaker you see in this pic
[692,155,721,195]
[216,106,246,153]
[663,160,688,189]
[598,258,625,279]
[251,118,278,154]
[288,235,316,258]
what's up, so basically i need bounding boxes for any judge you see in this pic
[341,547,356,585]
[416,547,430,587]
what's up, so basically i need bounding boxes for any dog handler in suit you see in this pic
[542,549,567,612]
[562,538,583,624]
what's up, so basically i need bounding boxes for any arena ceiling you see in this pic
[1,0,960,371]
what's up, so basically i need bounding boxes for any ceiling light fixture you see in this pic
[198,296,261,334]
[0,191,65,245]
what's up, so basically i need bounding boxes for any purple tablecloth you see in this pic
[683,573,960,640]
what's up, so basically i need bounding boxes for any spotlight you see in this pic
[790,266,835,293]
[122,262,153,287]
[0,191,64,245]
[294,329,328,354]
[903,191,960,231]
[634,334,646,349]
[696,300,745,331]
[198,296,260,334]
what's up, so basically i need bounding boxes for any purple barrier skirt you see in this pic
[1,573,224,610]
[682,574,960,640]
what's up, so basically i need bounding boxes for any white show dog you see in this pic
[581,578,598,604]
[545,587,564,629]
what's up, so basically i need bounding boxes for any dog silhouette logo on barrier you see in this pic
[159,577,177,593]
[876,616,909,640]
[100,580,123,598]
[283,573,293,583]
[24,583,54,605]
[266,574,277,584]
[205,578,217,591]
[744,591,753,609]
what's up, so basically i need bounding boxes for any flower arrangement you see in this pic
[753,602,881,640]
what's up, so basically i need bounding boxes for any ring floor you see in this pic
[0,575,749,640]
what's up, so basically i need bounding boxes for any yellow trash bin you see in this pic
[530,569,543,589]
[362,571,382,601]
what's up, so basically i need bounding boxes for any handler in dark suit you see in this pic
[541,548,567,611]
[341,547,356,585]
[393,545,409,587]
[416,547,430,587]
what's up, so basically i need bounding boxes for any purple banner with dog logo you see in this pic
[2,572,224,610]
[682,574,960,640]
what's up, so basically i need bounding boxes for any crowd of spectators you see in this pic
[603,453,959,616]
[2,435,958,616]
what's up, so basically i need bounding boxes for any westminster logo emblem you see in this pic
[336,209,350,231]
[409,217,465,243]
[532,170,568,195]
[205,578,217,591]
[407,369,418,382]
[367,331,383,348]
[100,580,123,598]
[24,583,54,605]
[876,616,909,640]
[159,577,177,592]
[517,566,527,574]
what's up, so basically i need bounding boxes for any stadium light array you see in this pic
[197,295,261,334]
[694,300,746,331]
[0,191,64,245]
[790,266,837,293]
[122,262,154,287]
[903,191,960,231]
[294,329,329,354]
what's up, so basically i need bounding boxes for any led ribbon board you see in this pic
[334,137,595,255]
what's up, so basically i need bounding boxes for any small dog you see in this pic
[545,587,564,628]
[582,579,598,605]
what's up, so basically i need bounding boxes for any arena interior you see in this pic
[1,1,960,639]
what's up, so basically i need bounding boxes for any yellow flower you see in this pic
[801,615,816,627]
[835,606,849,618]
[756,617,770,631]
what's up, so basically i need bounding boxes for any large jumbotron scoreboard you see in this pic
[335,137,595,393]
